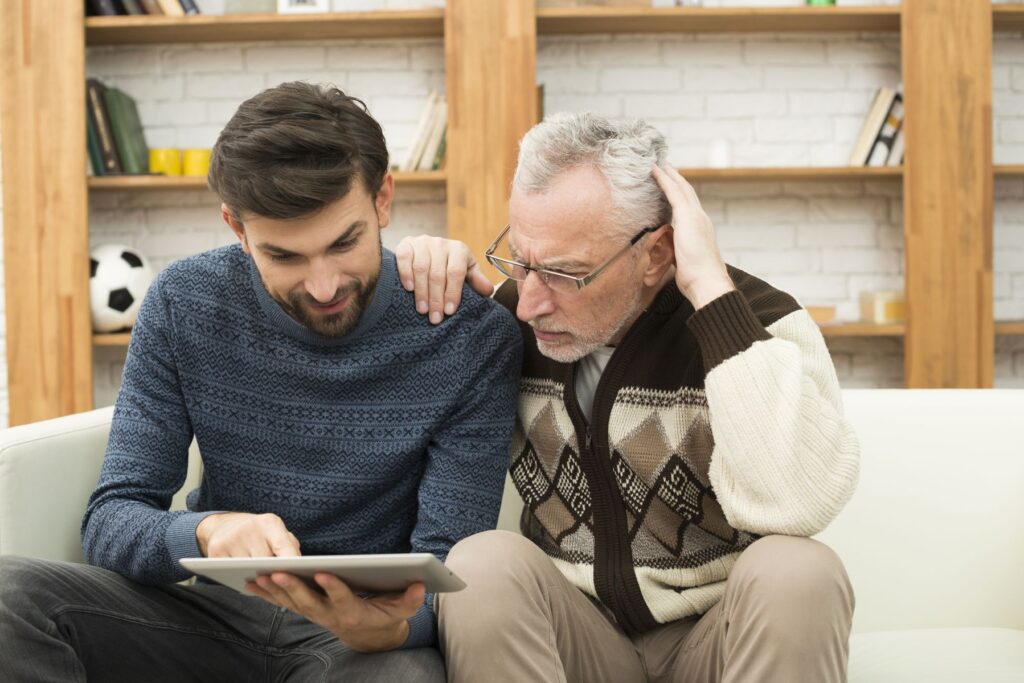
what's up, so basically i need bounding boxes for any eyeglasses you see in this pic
[484,224,660,294]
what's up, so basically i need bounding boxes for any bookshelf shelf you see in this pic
[93,333,132,347]
[994,5,1024,32]
[819,323,905,338]
[995,165,1024,177]
[85,9,445,46]
[679,166,902,182]
[995,321,1024,336]
[87,170,447,191]
[94,322,909,347]
[536,6,901,35]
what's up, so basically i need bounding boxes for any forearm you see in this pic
[689,293,860,536]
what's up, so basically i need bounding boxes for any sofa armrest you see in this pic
[0,407,203,563]
[0,407,116,562]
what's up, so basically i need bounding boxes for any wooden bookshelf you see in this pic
[87,170,447,192]
[819,323,905,338]
[95,322,909,347]
[93,333,132,347]
[995,165,1024,177]
[85,9,444,45]
[993,5,1024,32]
[536,6,901,35]
[680,166,902,182]
[995,321,1024,336]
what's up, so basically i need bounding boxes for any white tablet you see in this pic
[179,553,466,595]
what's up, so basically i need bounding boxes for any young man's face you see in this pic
[224,175,394,338]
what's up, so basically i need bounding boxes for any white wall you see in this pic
[1,1,1023,416]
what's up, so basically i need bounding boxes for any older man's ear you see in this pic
[640,225,676,288]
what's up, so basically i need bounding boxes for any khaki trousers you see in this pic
[437,531,854,683]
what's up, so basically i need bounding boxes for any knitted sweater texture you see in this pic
[495,266,859,633]
[82,245,522,649]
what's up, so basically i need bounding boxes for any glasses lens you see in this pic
[544,272,579,293]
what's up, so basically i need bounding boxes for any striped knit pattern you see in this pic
[81,245,522,649]
[497,266,859,631]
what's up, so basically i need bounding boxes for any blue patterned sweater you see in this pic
[81,245,522,649]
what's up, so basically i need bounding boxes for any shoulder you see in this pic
[154,244,248,302]
[448,284,521,347]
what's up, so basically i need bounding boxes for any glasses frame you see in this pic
[484,224,660,292]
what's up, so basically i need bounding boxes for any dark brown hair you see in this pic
[208,81,389,221]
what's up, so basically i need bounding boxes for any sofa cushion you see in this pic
[848,628,1024,682]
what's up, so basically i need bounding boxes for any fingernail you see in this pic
[417,301,427,313]
[444,303,455,315]
[405,280,413,290]
[430,311,441,324]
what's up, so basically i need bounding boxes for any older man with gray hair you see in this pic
[396,112,860,683]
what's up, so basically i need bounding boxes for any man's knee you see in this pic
[444,530,548,586]
[732,535,853,607]
[0,556,49,604]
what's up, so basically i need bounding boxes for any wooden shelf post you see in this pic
[445,0,537,276]
[1,0,94,424]
[902,0,994,387]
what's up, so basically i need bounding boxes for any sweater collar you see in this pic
[248,248,397,347]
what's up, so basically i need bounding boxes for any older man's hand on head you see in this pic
[651,164,735,310]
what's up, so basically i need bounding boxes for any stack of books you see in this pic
[399,91,448,173]
[848,86,904,167]
[85,78,150,176]
[86,0,200,15]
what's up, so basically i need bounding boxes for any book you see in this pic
[178,0,202,14]
[156,0,186,15]
[119,0,147,14]
[417,100,447,172]
[86,79,123,174]
[87,0,121,15]
[86,117,105,176]
[886,125,905,166]
[430,129,447,171]
[139,0,164,13]
[103,88,150,175]
[867,91,903,167]
[848,87,896,167]
[401,91,439,172]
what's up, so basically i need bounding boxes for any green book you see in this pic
[85,117,104,176]
[103,88,149,175]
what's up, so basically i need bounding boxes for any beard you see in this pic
[532,281,643,364]
[277,273,379,338]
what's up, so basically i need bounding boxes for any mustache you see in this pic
[289,282,359,308]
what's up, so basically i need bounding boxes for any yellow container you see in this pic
[182,148,212,177]
[148,148,182,176]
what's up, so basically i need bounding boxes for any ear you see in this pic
[640,224,675,287]
[222,204,250,254]
[373,173,395,230]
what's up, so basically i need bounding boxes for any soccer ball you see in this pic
[89,244,155,333]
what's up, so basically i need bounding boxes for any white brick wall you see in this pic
[87,33,448,404]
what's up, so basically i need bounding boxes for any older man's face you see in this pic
[507,165,646,363]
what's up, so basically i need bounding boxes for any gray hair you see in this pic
[513,112,672,240]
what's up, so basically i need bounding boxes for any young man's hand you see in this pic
[395,235,494,324]
[196,512,301,558]
[245,572,423,652]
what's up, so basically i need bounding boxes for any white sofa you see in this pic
[2,390,1023,681]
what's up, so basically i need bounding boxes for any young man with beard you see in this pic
[0,82,521,682]
[396,112,860,683]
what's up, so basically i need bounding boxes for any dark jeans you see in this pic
[0,556,445,682]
